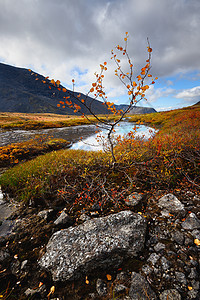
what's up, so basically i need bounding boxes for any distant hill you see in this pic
[117,104,156,114]
[0,62,156,115]
[193,101,200,106]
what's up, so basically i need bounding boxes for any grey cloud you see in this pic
[0,0,200,89]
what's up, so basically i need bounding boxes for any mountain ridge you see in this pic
[0,62,156,115]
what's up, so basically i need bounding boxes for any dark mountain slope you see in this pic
[0,62,157,115]
[0,62,110,115]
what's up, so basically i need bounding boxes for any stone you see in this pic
[181,213,200,230]
[129,272,157,299]
[159,289,181,300]
[37,209,53,220]
[158,194,185,214]
[154,242,166,252]
[21,260,28,270]
[147,253,160,266]
[142,264,153,276]
[160,257,171,271]
[79,213,90,222]
[54,211,71,225]
[39,211,146,281]
[191,229,200,240]
[188,268,198,279]
[171,231,185,245]
[0,248,10,262]
[125,192,143,207]
[96,279,107,296]
[113,284,127,296]
[175,271,187,285]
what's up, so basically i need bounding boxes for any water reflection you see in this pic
[71,122,155,151]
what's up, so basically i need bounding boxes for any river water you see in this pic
[0,121,155,151]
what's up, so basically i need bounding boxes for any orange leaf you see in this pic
[62,88,67,92]
[194,239,200,246]
[106,274,112,281]
[85,276,89,284]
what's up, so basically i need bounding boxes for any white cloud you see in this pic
[175,86,200,101]
[145,85,175,103]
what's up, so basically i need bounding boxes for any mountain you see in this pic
[117,104,156,114]
[0,62,156,115]
[0,62,110,115]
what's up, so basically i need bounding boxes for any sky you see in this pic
[0,0,200,111]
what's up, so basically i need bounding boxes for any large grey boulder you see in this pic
[38,210,146,281]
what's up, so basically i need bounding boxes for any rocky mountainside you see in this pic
[0,62,156,115]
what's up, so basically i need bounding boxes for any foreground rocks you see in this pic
[39,210,147,281]
[0,191,200,299]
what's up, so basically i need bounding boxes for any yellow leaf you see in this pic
[188,286,193,290]
[106,274,112,281]
[194,239,200,246]
[85,276,89,284]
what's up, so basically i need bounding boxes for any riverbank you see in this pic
[0,112,117,130]
[0,105,199,299]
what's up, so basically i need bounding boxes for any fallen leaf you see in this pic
[106,274,112,281]
[85,276,89,284]
[194,239,200,246]
[188,286,193,290]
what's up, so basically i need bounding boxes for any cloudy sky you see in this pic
[0,0,200,111]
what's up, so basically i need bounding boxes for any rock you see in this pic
[79,213,90,222]
[187,289,199,299]
[96,279,107,296]
[24,285,46,297]
[116,271,130,282]
[54,211,71,225]
[0,248,10,262]
[158,194,185,214]
[181,213,200,230]
[188,268,198,279]
[142,264,153,275]
[129,272,157,299]
[10,259,20,275]
[154,242,166,252]
[125,192,143,207]
[159,289,181,300]
[147,253,160,266]
[37,209,53,220]
[171,231,185,245]
[175,271,187,285]
[191,229,200,240]
[39,211,147,281]
[21,260,28,270]
[160,257,171,271]
[113,284,127,296]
